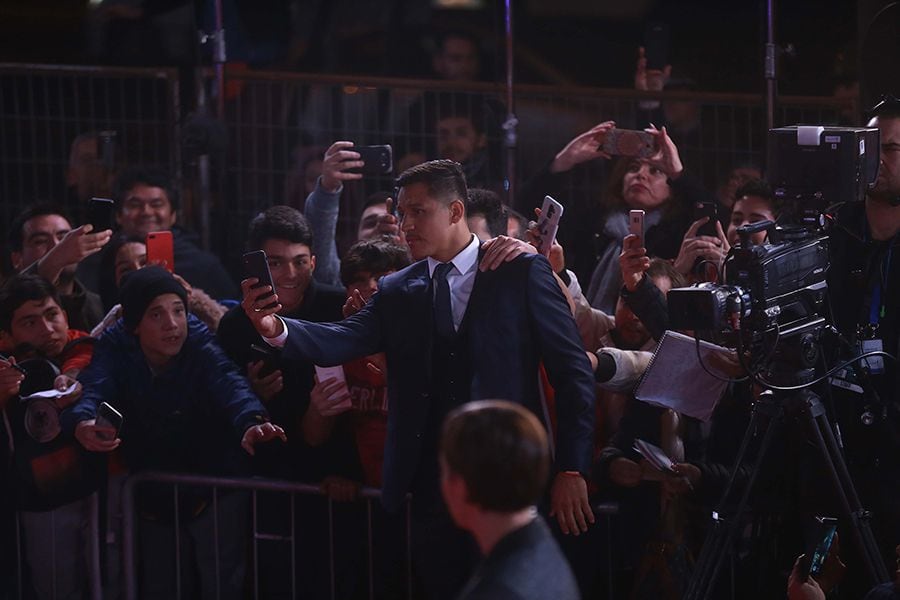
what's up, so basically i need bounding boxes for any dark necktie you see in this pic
[433,262,455,338]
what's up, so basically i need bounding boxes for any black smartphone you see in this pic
[242,250,278,310]
[95,401,123,441]
[802,516,838,579]
[87,197,115,233]
[644,22,670,71]
[349,145,393,175]
[249,343,279,378]
[694,201,719,237]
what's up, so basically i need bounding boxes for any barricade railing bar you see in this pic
[120,471,412,600]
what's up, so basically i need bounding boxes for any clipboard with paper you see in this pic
[634,330,732,422]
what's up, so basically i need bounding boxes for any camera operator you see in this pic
[827,97,900,571]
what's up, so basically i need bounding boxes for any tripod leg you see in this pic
[803,402,891,584]
[685,398,782,600]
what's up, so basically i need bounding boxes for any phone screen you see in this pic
[242,250,278,310]
[87,198,115,232]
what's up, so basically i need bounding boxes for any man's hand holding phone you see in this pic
[74,419,121,452]
[37,224,113,285]
[619,233,651,292]
[321,141,364,193]
[311,368,352,417]
[240,278,284,339]
[247,360,283,402]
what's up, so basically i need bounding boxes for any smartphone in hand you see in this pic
[87,198,115,233]
[629,209,645,247]
[694,202,719,238]
[95,401,123,441]
[242,250,278,310]
[146,231,174,273]
[250,343,279,378]
[801,516,838,579]
[349,145,393,175]
[536,195,564,257]
[601,129,657,158]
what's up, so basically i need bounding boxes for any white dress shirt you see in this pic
[425,234,480,332]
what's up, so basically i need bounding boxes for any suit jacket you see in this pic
[279,252,595,510]
[456,516,580,600]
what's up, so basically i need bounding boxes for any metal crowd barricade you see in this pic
[120,471,413,600]
[10,492,102,600]
[0,63,181,226]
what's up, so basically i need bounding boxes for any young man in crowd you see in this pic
[0,274,102,600]
[76,167,238,300]
[241,159,595,600]
[216,205,346,597]
[62,266,283,600]
[8,204,112,331]
[466,188,507,242]
[441,400,579,600]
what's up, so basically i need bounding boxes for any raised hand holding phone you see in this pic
[535,196,564,257]
[146,231,174,272]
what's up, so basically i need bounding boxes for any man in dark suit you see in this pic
[241,159,595,599]
[441,400,579,600]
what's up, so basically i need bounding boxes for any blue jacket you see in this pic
[276,252,596,510]
[62,315,267,476]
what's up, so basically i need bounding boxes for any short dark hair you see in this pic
[441,400,550,512]
[466,188,506,237]
[396,160,468,207]
[246,205,314,251]
[8,204,71,252]
[734,178,781,217]
[0,274,62,333]
[114,166,179,211]
[340,237,411,288]
[646,258,687,289]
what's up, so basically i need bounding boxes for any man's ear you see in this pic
[10,251,22,271]
[309,255,316,273]
[449,199,465,224]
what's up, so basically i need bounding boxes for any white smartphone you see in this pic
[314,365,352,410]
[629,209,645,246]
[536,195,565,257]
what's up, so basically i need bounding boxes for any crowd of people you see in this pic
[1,67,899,600]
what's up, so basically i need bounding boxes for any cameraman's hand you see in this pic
[321,141,363,193]
[673,217,727,277]
[550,122,614,174]
[619,234,651,292]
[247,360,283,402]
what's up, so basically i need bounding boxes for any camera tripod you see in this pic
[684,385,890,599]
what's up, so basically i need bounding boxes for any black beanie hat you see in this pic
[119,266,189,331]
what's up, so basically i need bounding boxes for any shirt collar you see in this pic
[426,235,480,278]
